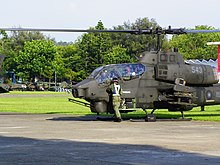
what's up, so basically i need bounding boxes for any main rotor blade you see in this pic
[1,27,220,35]
[183,29,220,34]
[0,28,145,34]
[163,28,220,34]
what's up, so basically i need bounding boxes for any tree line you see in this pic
[1,18,220,84]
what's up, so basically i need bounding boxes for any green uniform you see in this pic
[107,82,122,120]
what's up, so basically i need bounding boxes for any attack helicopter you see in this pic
[69,27,220,119]
[1,26,220,119]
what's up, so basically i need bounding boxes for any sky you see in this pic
[1,0,220,42]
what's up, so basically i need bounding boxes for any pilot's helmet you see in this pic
[102,71,106,76]
[112,77,118,82]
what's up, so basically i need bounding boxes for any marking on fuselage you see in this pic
[206,100,215,103]
[123,91,131,94]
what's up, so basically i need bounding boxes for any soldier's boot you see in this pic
[114,118,122,122]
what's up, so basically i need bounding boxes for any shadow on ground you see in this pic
[47,115,152,122]
[0,135,219,165]
[47,115,192,122]
[47,115,113,121]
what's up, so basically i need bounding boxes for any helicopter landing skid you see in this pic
[130,109,192,122]
[129,117,192,122]
[142,109,156,122]
[145,114,156,122]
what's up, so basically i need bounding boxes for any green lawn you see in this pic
[0,91,91,114]
[0,91,220,121]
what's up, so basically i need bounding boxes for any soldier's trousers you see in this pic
[112,96,121,119]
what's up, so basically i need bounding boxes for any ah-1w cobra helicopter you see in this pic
[1,26,220,119]
[69,27,220,119]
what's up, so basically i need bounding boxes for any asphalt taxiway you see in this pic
[0,113,220,165]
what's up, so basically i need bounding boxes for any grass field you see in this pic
[0,91,220,121]
[0,91,91,114]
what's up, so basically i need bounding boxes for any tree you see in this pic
[15,40,57,82]
[169,25,220,59]
[56,44,79,81]
[110,17,164,61]
[1,31,47,73]
[75,21,113,77]
[104,45,130,64]
[0,30,7,38]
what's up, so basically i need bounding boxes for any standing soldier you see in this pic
[106,77,122,122]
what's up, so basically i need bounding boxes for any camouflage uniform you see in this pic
[107,79,122,121]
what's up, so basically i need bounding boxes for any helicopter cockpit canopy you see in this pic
[90,63,146,85]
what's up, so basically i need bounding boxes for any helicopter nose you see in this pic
[72,86,87,98]
[72,79,92,98]
[72,88,79,98]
